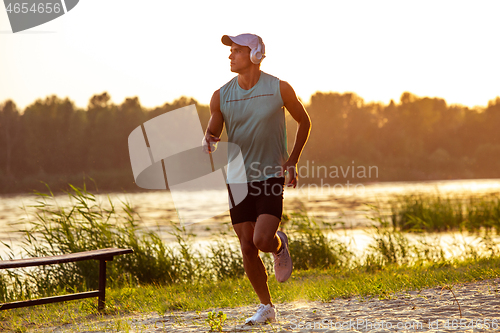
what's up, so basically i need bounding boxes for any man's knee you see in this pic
[253,233,276,253]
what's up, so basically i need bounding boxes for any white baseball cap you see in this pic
[221,33,266,59]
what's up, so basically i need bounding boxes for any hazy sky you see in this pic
[1,0,499,111]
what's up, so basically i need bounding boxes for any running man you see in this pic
[203,33,311,325]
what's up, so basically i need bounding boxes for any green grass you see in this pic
[2,256,500,332]
[0,185,356,304]
[1,185,500,332]
[391,193,500,233]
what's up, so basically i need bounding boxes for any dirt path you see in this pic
[46,278,500,332]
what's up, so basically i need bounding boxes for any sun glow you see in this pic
[1,0,499,110]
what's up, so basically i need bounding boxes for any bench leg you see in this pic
[98,259,107,311]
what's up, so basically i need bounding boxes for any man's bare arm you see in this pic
[203,89,224,153]
[206,89,224,137]
[280,81,311,186]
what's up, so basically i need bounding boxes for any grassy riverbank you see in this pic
[390,193,500,232]
[1,185,500,332]
[3,257,500,332]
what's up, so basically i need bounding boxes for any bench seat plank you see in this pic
[0,248,133,269]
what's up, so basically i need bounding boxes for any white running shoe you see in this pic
[245,303,276,325]
[273,231,293,282]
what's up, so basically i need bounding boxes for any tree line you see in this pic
[0,91,499,193]
[297,92,500,183]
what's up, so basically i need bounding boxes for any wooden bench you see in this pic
[0,248,133,311]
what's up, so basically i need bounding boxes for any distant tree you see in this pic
[115,96,147,168]
[86,92,118,171]
[3,90,500,194]
[305,92,349,162]
[22,96,78,175]
[473,97,500,176]
[484,97,500,145]
[148,96,213,139]
[0,100,21,178]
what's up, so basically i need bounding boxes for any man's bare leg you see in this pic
[233,214,281,305]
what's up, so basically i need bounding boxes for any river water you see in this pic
[1,178,499,259]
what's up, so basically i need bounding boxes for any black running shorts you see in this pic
[229,177,285,225]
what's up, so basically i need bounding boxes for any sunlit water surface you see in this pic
[1,179,499,259]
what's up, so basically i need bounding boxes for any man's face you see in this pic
[229,43,252,73]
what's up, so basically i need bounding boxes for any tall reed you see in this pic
[2,185,499,304]
[391,193,500,233]
[0,184,355,302]
[283,212,353,270]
